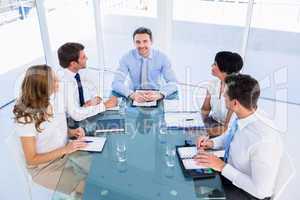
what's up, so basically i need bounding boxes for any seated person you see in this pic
[201,51,243,136]
[195,74,283,200]
[57,42,117,122]
[112,27,178,103]
[14,65,87,192]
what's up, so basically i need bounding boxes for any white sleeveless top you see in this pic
[207,79,228,124]
[14,96,68,154]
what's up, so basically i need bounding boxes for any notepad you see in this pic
[182,159,209,170]
[165,113,204,129]
[79,136,106,152]
[132,100,157,107]
[131,90,158,107]
[178,146,198,159]
[178,146,225,159]
[95,118,125,133]
[178,147,225,170]
[106,106,119,111]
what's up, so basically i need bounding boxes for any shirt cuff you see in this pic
[159,90,167,99]
[127,90,134,98]
[221,164,239,183]
[212,136,223,149]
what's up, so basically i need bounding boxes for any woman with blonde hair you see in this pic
[13,64,87,191]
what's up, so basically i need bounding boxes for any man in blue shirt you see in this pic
[112,27,178,103]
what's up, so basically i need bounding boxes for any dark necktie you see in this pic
[74,73,85,107]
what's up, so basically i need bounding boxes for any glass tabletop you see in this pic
[52,100,226,200]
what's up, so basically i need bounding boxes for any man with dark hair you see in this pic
[196,74,283,200]
[57,42,116,122]
[58,42,85,69]
[112,27,178,103]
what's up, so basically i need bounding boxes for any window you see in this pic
[103,0,157,18]
[0,0,45,106]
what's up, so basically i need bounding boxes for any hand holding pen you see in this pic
[196,135,213,150]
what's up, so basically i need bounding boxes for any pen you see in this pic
[185,118,194,121]
[83,140,93,143]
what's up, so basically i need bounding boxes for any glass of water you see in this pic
[118,98,126,116]
[165,144,176,167]
[159,121,168,144]
[84,121,97,136]
[116,139,127,162]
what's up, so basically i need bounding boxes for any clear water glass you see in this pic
[159,121,168,144]
[119,98,126,116]
[165,144,176,167]
[85,121,97,136]
[116,140,127,162]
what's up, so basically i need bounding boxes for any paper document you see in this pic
[132,100,157,107]
[165,113,204,128]
[178,147,198,159]
[178,147,224,159]
[208,150,225,158]
[95,128,124,133]
[182,159,208,170]
[106,106,119,111]
[79,136,106,152]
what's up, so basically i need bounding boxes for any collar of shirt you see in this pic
[134,48,153,60]
[237,109,259,131]
[64,68,78,79]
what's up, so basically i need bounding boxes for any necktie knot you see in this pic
[74,73,80,81]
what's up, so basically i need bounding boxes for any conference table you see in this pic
[52,99,226,200]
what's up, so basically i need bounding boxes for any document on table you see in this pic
[182,159,209,170]
[178,146,198,159]
[178,146,225,158]
[132,90,158,107]
[106,106,119,111]
[132,100,157,107]
[178,147,225,169]
[79,136,107,152]
[165,113,204,128]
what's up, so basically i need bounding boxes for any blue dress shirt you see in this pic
[112,49,178,97]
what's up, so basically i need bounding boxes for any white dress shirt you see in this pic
[55,68,105,121]
[212,109,283,199]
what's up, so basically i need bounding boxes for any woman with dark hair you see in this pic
[13,65,87,191]
[201,51,243,136]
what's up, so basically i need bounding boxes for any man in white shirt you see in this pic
[195,74,283,200]
[57,42,116,122]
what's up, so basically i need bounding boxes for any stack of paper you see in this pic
[165,113,204,129]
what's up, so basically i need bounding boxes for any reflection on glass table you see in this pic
[52,99,225,200]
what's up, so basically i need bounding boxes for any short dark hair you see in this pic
[225,74,260,110]
[57,42,84,68]
[214,51,243,74]
[133,27,152,41]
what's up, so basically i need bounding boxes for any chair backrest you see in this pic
[272,151,295,200]
[0,132,32,200]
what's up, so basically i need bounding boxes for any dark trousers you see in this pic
[221,176,271,200]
